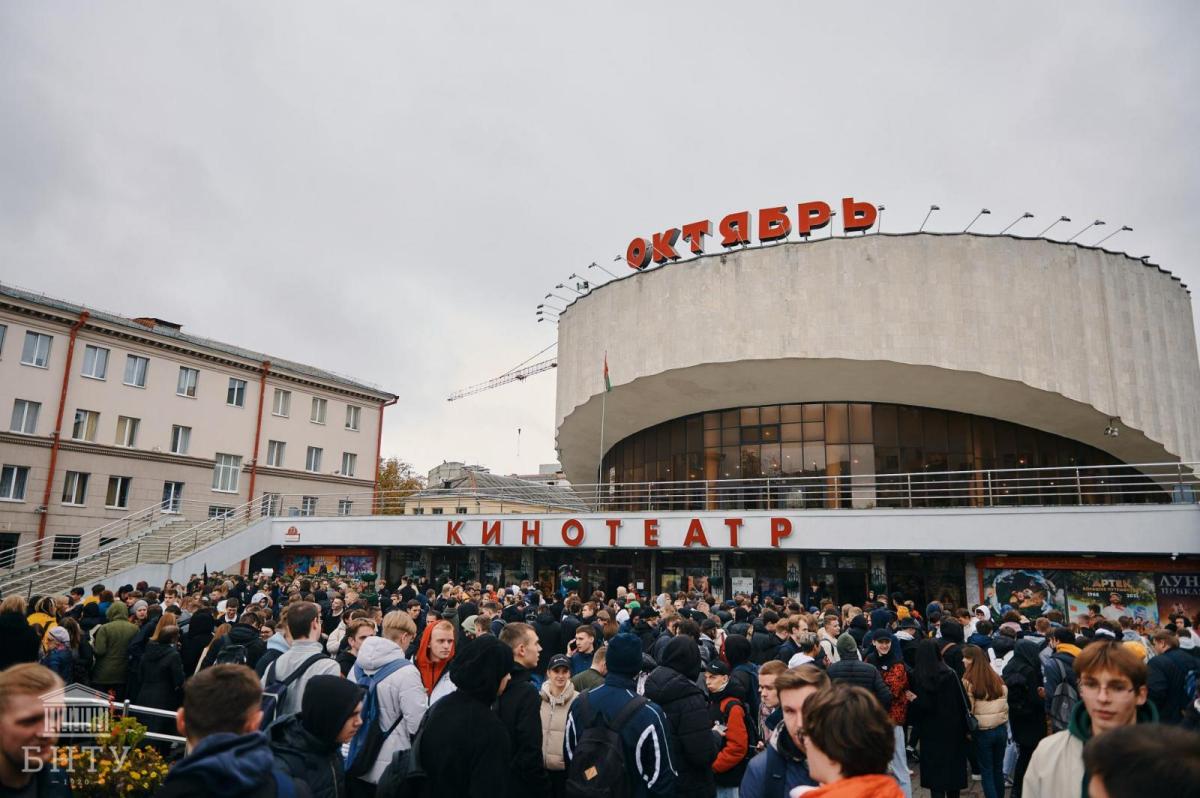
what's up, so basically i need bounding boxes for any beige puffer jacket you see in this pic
[540,679,578,771]
[965,680,1009,730]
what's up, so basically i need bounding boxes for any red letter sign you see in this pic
[724,518,743,548]
[842,197,877,233]
[758,206,791,243]
[606,519,622,547]
[481,520,500,546]
[770,517,793,547]
[652,229,682,264]
[681,220,712,255]
[644,519,660,547]
[719,211,751,247]
[522,520,541,546]
[796,202,832,237]
[561,519,584,547]
[446,521,464,545]
[626,237,651,270]
[683,518,710,548]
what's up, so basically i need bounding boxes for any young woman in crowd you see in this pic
[962,644,1010,798]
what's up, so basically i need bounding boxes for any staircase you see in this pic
[1,498,267,599]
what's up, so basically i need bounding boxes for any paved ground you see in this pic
[910,764,989,797]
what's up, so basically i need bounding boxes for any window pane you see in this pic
[825,404,849,444]
[898,406,922,447]
[760,406,780,424]
[849,404,873,443]
[781,423,802,442]
[802,403,824,422]
[740,407,760,426]
[873,405,898,447]
[82,345,108,379]
[21,332,52,367]
[124,355,148,387]
[781,405,803,423]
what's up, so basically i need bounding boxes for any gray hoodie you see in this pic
[260,638,341,717]
[353,636,423,784]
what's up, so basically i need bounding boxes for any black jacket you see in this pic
[0,612,41,671]
[643,637,716,798]
[750,626,782,665]
[495,667,549,798]
[269,715,345,798]
[776,638,800,665]
[909,667,969,791]
[826,659,892,711]
[203,623,267,670]
[1148,647,1196,725]
[160,731,309,798]
[631,618,659,654]
[417,688,512,796]
[531,617,563,676]
[560,612,581,644]
[135,640,184,712]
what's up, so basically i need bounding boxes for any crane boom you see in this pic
[447,358,558,401]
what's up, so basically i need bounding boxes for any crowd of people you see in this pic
[0,571,1198,797]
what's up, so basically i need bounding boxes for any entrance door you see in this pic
[161,481,185,513]
[604,567,631,599]
[836,571,868,607]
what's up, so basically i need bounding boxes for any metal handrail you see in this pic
[0,502,165,575]
[54,694,185,744]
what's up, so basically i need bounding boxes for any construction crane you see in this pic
[447,358,557,401]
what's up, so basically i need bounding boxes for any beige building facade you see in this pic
[0,285,396,567]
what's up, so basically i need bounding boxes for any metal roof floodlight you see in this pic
[919,205,940,233]
[999,212,1035,235]
[1037,216,1071,238]
[963,208,992,233]
[1067,219,1105,243]
[876,205,885,234]
[557,282,584,296]
[1094,225,1132,248]
[588,261,619,278]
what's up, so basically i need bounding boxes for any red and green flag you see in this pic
[603,352,612,392]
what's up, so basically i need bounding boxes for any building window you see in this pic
[456,506,468,514]
[208,505,234,519]
[115,416,139,448]
[410,507,425,515]
[431,507,444,515]
[261,493,282,516]
[62,471,89,506]
[310,397,327,424]
[20,332,52,368]
[105,476,131,509]
[170,425,191,455]
[51,535,81,561]
[266,440,285,467]
[273,388,291,417]
[341,452,357,477]
[177,367,199,397]
[0,324,6,356]
[81,344,109,379]
[0,465,30,501]
[72,409,99,442]
[10,400,40,435]
[337,499,353,516]
[227,377,247,408]
[123,354,149,387]
[0,533,16,569]
[162,481,185,513]
[306,446,323,473]
[212,453,242,493]
[300,496,318,517]
[345,405,361,431]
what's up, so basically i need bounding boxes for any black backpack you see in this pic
[215,643,249,666]
[261,653,326,730]
[376,699,438,798]
[566,692,647,798]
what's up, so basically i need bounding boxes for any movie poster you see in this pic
[1066,571,1158,624]
[983,568,1067,619]
[1156,572,1200,622]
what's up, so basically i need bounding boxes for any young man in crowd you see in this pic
[498,622,549,798]
[1023,641,1158,797]
[0,664,71,797]
[1042,626,1081,725]
[569,625,597,675]
[563,633,677,797]
[1081,723,1200,798]
[817,615,842,664]
[739,665,826,797]
[798,684,904,797]
[261,600,341,716]
[1147,630,1197,725]
[705,660,753,796]
[756,660,786,745]
[160,664,304,797]
[570,644,606,691]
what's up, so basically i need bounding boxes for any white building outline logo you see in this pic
[40,683,112,739]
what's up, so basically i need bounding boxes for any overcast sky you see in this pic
[3,3,1198,480]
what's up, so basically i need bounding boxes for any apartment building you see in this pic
[0,284,397,566]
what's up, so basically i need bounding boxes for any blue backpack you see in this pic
[345,658,412,777]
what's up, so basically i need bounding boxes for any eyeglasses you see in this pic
[1079,679,1135,696]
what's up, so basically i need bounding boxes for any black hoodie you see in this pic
[0,611,41,671]
[495,666,549,798]
[202,622,267,670]
[644,636,716,798]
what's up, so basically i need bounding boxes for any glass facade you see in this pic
[600,402,1163,509]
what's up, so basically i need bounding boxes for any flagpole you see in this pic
[597,381,606,492]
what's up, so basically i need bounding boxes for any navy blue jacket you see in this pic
[563,674,677,797]
[739,726,815,798]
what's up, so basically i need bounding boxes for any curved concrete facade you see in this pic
[555,234,1200,486]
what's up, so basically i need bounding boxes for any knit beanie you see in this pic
[131,600,148,615]
[836,632,860,660]
[606,633,643,676]
[300,675,364,748]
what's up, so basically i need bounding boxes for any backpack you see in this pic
[215,643,248,666]
[261,653,327,730]
[345,658,413,778]
[376,694,439,798]
[1049,658,1079,731]
[566,691,648,798]
[717,695,758,761]
[732,662,761,721]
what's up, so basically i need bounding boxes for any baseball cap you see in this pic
[548,654,571,671]
[704,660,730,676]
